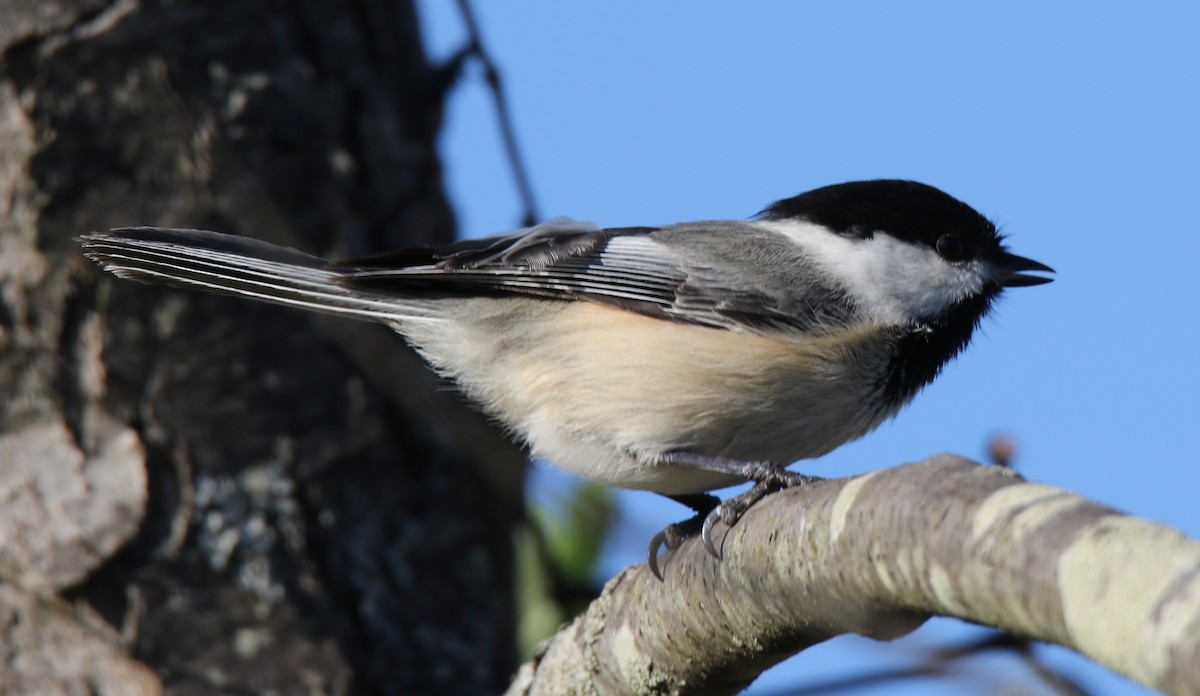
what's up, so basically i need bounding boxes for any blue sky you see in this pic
[416,3,1199,694]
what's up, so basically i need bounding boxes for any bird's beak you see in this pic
[996,251,1055,287]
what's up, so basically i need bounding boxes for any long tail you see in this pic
[79,227,438,321]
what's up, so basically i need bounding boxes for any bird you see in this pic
[79,179,1054,578]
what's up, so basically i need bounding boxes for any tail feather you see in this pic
[79,227,438,321]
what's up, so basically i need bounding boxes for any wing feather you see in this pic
[339,217,856,333]
[85,218,858,335]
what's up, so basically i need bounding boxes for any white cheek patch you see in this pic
[759,219,988,324]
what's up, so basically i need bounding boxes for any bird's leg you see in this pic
[647,493,720,580]
[650,452,822,573]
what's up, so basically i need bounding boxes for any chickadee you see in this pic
[80,179,1053,577]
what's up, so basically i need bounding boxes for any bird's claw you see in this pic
[701,510,720,559]
[699,482,768,559]
[648,517,702,580]
[648,463,821,580]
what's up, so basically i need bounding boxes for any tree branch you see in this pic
[508,455,1200,695]
[452,0,540,226]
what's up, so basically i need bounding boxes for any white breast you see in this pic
[396,298,903,495]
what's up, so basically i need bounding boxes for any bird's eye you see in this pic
[936,235,969,262]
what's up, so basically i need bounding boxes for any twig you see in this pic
[453,0,540,226]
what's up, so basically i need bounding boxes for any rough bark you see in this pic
[509,456,1200,696]
[0,583,160,695]
[0,1,525,694]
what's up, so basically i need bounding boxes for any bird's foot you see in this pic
[647,493,718,580]
[698,470,817,558]
[646,456,821,579]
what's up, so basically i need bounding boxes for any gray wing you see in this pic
[340,217,858,334]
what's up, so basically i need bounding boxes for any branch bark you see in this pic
[509,455,1200,696]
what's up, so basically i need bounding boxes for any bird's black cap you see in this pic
[759,179,998,251]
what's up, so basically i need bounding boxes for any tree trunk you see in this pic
[0,1,526,693]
